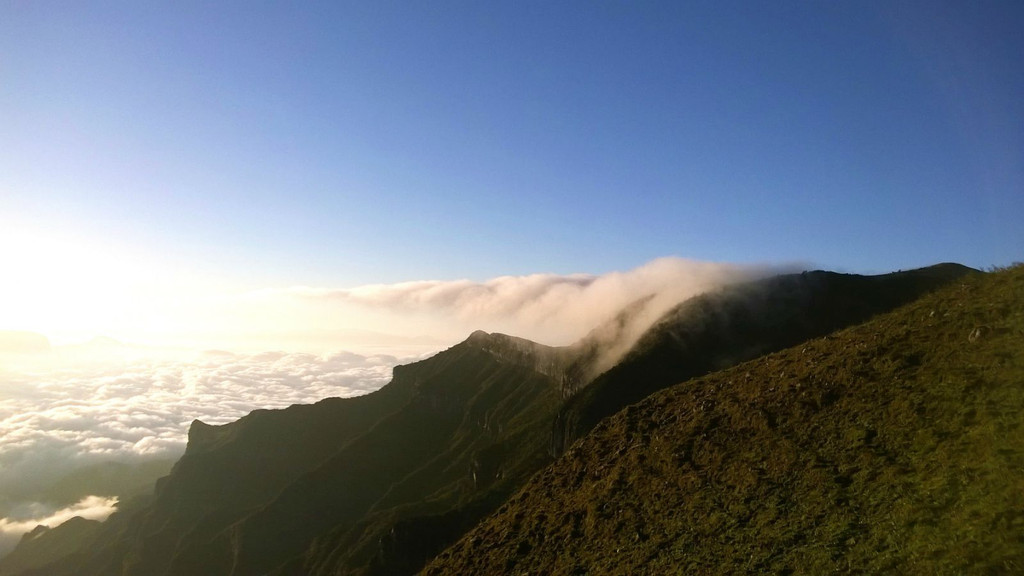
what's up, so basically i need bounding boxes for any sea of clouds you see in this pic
[0,348,408,554]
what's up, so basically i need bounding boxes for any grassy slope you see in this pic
[426,265,1024,575]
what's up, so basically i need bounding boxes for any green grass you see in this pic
[426,264,1024,575]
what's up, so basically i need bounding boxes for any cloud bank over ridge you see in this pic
[0,496,119,556]
[288,257,789,346]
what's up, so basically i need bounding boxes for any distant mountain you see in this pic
[0,331,50,355]
[0,518,101,576]
[425,263,1023,574]
[1,263,979,576]
[34,460,175,511]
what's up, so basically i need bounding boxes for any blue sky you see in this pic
[2,1,1022,289]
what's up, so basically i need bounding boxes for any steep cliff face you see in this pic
[464,330,565,377]
[120,379,419,576]
[551,263,977,456]
[208,342,561,576]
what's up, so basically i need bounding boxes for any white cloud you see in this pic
[0,349,411,529]
[0,495,119,557]
[286,257,789,345]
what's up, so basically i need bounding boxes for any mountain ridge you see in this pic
[0,262,984,576]
[425,263,1023,575]
[551,263,978,456]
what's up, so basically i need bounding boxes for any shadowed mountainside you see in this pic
[426,264,1024,575]
[206,335,562,576]
[0,263,980,576]
[3,333,570,576]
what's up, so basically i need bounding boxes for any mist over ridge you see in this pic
[282,256,794,348]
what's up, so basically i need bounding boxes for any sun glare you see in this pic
[0,225,379,355]
[0,225,209,348]
[0,227,136,342]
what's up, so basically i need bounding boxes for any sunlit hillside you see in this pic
[427,264,1024,575]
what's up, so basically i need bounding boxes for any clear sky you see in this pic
[2,1,1022,350]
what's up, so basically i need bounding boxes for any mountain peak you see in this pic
[184,418,226,455]
[458,330,566,377]
[463,329,538,349]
